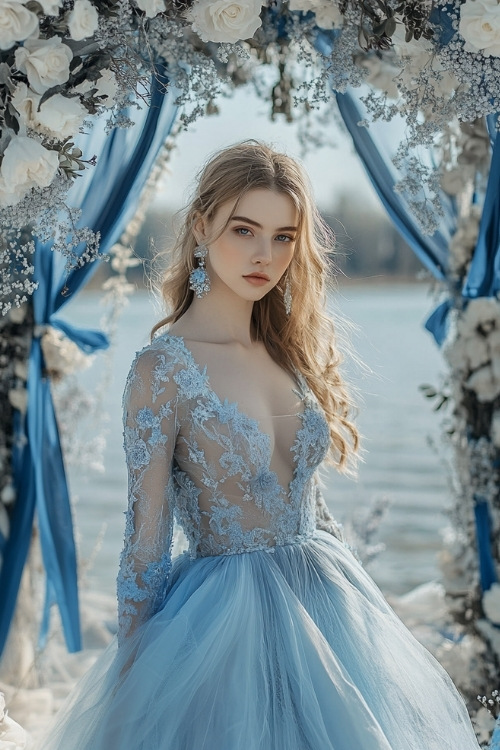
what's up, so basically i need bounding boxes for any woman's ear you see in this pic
[193,213,207,245]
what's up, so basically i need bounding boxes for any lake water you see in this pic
[62,282,449,599]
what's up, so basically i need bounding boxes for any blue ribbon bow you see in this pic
[0,67,179,656]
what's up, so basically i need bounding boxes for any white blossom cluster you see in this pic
[0,0,498,307]
[445,299,500,407]
[1,0,499,210]
[0,692,28,749]
[39,326,94,381]
[483,583,500,625]
[0,1,117,209]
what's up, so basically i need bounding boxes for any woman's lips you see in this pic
[243,274,270,286]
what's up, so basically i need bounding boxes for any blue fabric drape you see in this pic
[314,28,500,604]
[474,499,498,592]
[333,87,459,345]
[424,299,453,346]
[314,31,456,280]
[314,31,459,345]
[463,131,500,299]
[491,717,500,750]
[334,91,452,282]
[0,69,179,656]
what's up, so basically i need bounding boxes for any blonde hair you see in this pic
[151,140,359,472]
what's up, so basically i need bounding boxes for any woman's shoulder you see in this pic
[129,331,190,370]
[124,332,208,406]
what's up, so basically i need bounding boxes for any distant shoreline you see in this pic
[83,266,427,292]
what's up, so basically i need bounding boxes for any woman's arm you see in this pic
[117,346,179,645]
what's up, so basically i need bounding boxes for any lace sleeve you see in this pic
[314,474,344,542]
[117,346,179,645]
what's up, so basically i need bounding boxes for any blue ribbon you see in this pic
[463,131,500,298]
[486,113,498,147]
[424,298,453,346]
[490,716,500,750]
[50,319,109,354]
[0,68,179,656]
[474,498,498,593]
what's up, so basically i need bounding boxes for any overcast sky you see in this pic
[154,84,383,215]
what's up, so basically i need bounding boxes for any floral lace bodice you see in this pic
[117,333,344,643]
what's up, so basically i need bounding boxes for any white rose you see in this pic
[12,82,85,139]
[41,328,93,377]
[0,0,39,51]
[464,335,489,370]
[94,68,118,107]
[0,710,28,749]
[489,327,500,355]
[1,483,16,504]
[466,363,500,401]
[458,297,500,337]
[491,410,500,448]
[11,81,40,130]
[483,582,500,624]
[8,387,28,414]
[1,136,59,195]
[313,1,343,29]
[0,175,24,208]
[15,36,73,94]
[135,0,166,17]
[36,93,87,139]
[38,0,63,14]
[459,0,500,57]
[67,0,99,41]
[187,0,263,43]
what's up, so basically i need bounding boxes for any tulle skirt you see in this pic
[38,531,480,750]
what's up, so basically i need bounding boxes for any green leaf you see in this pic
[38,84,66,110]
[4,104,19,135]
[373,21,386,36]
[435,396,448,411]
[385,16,396,36]
[70,56,83,73]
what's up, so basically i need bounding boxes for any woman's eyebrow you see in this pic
[230,215,298,232]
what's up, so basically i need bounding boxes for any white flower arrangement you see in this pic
[186,0,265,43]
[459,0,500,57]
[0,692,28,749]
[483,583,500,625]
[444,299,500,403]
[0,0,498,308]
[40,326,94,381]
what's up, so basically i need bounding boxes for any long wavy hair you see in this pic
[151,140,359,473]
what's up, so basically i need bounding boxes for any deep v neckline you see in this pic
[164,333,310,501]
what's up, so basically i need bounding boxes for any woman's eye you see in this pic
[276,234,294,242]
[235,227,252,236]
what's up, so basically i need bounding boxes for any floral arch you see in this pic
[1,0,500,743]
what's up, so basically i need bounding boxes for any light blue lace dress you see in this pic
[40,333,480,750]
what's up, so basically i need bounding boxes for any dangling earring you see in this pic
[283,277,292,316]
[189,244,210,298]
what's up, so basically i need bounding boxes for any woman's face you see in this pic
[195,188,298,303]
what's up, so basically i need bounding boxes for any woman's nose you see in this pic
[252,237,273,264]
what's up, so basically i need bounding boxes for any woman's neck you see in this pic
[171,289,255,347]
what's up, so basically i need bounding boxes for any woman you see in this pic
[41,141,480,749]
